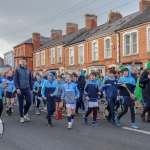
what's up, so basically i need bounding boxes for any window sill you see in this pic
[104,57,112,60]
[123,53,139,57]
[57,62,62,64]
[92,60,99,63]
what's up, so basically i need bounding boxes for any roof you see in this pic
[118,8,150,31]
[14,36,51,48]
[66,11,140,46]
[36,28,86,51]
[65,23,109,46]
[90,11,140,39]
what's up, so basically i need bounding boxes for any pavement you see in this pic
[0,104,150,150]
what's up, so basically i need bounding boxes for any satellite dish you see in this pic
[0,118,4,139]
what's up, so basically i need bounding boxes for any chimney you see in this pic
[66,23,78,35]
[51,29,62,40]
[85,14,97,31]
[32,32,41,51]
[108,11,122,23]
[139,0,150,12]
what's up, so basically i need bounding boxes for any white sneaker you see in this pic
[20,117,25,123]
[24,114,30,122]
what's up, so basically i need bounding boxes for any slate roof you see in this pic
[35,28,86,51]
[66,11,140,46]
[118,8,150,31]
[14,36,51,48]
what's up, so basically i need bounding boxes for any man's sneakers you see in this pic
[131,123,139,129]
[35,109,40,115]
[114,117,120,127]
[20,117,25,123]
[92,121,100,126]
[83,116,88,125]
[20,114,30,123]
[24,114,30,122]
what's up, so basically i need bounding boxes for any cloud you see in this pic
[0,0,139,57]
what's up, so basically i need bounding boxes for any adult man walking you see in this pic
[14,57,33,123]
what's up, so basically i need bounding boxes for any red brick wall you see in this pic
[119,23,150,68]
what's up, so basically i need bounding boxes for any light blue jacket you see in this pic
[0,84,4,100]
[61,82,80,104]
[2,77,16,92]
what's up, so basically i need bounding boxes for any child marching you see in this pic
[33,75,43,115]
[2,70,16,116]
[41,72,58,127]
[100,69,118,123]
[83,72,101,126]
[55,75,64,120]
[61,73,80,130]
[115,67,139,129]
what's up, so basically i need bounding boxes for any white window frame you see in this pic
[147,26,150,52]
[78,44,84,64]
[57,46,62,63]
[69,47,74,66]
[104,37,112,59]
[41,51,45,66]
[123,30,138,56]
[36,52,40,67]
[92,40,98,61]
[51,48,55,64]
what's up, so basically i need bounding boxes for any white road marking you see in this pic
[122,127,150,135]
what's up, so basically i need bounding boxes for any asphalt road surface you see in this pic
[0,105,150,150]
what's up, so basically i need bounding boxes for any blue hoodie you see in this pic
[100,77,118,99]
[117,66,136,96]
[84,80,100,102]
[56,81,64,98]
[0,84,4,100]
[61,82,80,104]
[33,81,43,97]
[2,77,16,92]
[41,79,58,100]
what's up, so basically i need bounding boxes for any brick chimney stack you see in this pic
[108,11,122,23]
[51,29,62,40]
[66,23,78,35]
[139,0,150,12]
[85,14,97,31]
[32,32,41,51]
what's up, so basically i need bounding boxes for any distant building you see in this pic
[3,50,14,69]
[0,57,4,67]
[0,65,12,72]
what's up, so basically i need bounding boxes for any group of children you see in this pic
[1,62,150,130]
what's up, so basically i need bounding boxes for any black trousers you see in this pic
[85,107,97,122]
[118,104,135,123]
[0,100,3,118]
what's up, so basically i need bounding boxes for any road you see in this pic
[0,105,150,150]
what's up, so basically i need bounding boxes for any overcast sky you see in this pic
[0,0,139,58]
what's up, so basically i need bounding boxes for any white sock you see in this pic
[71,119,73,124]
[68,122,72,126]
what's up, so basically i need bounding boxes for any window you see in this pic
[57,47,62,63]
[123,31,138,56]
[148,28,150,52]
[51,49,55,64]
[41,51,45,66]
[92,41,98,61]
[36,53,40,67]
[104,37,112,58]
[22,48,25,56]
[78,45,84,64]
[69,48,74,65]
